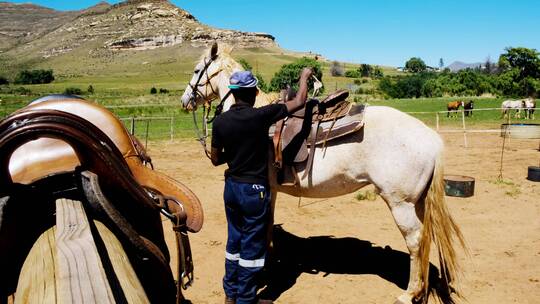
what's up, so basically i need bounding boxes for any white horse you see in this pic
[180,44,465,304]
[523,97,536,119]
[501,99,525,119]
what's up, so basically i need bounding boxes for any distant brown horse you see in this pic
[447,100,464,117]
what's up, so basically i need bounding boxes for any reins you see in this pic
[187,55,233,159]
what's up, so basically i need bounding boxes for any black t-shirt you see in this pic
[211,103,288,184]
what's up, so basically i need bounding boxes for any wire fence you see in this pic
[1,101,538,148]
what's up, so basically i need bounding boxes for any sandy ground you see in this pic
[147,132,540,304]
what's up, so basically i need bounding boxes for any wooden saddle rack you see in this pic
[0,95,203,304]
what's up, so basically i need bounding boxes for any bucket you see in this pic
[444,175,475,197]
[527,166,540,182]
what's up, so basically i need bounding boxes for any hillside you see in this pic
[0,0,283,80]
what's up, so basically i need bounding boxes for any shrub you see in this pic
[87,84,94,94]
[64,87,83,95]
[330,61,344,76]
[238,58,253,71]
[353,79,362,85]
[269,57,323,93]
[159,88,169,94]
[150,87,157,94]
[344,70,360,78]
[14,69,54,84]
[255,73,269,93]
[0,76,8,85]
[13,86,31,95]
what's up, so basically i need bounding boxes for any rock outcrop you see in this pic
[1,0,276,57]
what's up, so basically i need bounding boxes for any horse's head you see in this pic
[181,43,240,111]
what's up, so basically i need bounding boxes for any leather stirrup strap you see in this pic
[273,119,285,168]
[302,119,320,180]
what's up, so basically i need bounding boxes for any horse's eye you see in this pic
[194,69,200,74]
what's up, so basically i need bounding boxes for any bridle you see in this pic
[187,55,232,159]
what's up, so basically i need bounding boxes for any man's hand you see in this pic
[300,67,313,80]
[285,68,313,113]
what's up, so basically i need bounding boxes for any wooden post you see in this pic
[55,198,115,304]
[461,109,468,148]
[130,117,135,135]
[145,119,150,148]
[436,112,440,131]
[170,116,174,141]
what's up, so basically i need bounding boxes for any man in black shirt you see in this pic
[211,68,312,304]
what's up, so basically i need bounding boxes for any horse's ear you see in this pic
[210,42,218,60]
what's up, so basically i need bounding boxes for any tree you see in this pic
[14,69,54,84]
[358,64,373,77]
[330,61,344,76]
[150,87,157,94]
[498,47,540,80]
[269,57,323,92]
[439,58,444,70]
[255,73,269,93]
[87,84,94,94]
[238,58,253,71]
[0,76,8,85]
[484,57,493,75]
[64,87,83,95]
[405,57,427,73]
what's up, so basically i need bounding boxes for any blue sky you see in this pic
[6,0,540,67]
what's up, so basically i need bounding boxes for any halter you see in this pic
[186,55,225,159]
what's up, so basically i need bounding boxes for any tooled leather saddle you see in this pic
[271,89,365,184]
[0,95,203,303]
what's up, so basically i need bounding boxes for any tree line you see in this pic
[379,47,540,98]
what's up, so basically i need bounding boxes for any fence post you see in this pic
[170,117,174,141]
[461,109,468,148]
[130,117,135,135]
[436,112,440,131]
[145,119,150,148]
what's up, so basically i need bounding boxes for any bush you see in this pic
[0,76,8,85]
[13,86,31,95]
[330,61,344,76]
[14,69,54,84]
[150,87,157,94]
[269,57,323,93]
[87,85,94,94]
[159,88,169,94]
[64,87,83,95]
[256,73,269,93]
[345,70,360,78]
[353,79,362,85]
[238,58,253,71]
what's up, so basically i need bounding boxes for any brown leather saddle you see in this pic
[0,95,203,303]
[272,90,365,183]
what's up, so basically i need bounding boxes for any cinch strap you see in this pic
[239,257,265,268]
[225,251,239,261]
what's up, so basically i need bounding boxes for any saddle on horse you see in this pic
[0,95,203,303]
[271,89,365,184]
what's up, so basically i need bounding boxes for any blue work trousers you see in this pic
[223,178,271,304]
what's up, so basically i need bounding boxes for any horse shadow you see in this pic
[258,225,452,302]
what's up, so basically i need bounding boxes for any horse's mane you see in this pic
[200,43,242,75]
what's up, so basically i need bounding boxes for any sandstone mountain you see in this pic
[0,0,281,77]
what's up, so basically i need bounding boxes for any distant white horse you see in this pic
[523,97,536,119]
[180,43,465,304]
[501,99,525,119]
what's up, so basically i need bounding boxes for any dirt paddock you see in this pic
[149,132,540,303]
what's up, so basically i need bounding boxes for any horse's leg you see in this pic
[379,193,424,304]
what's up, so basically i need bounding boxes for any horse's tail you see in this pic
[419,153,466,303]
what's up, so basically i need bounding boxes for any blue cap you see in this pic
[228,71,258,89]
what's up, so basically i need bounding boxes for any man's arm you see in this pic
[285,68,313,113]
[210,147,226,166]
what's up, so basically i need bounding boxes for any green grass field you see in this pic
[1,47,536,141]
